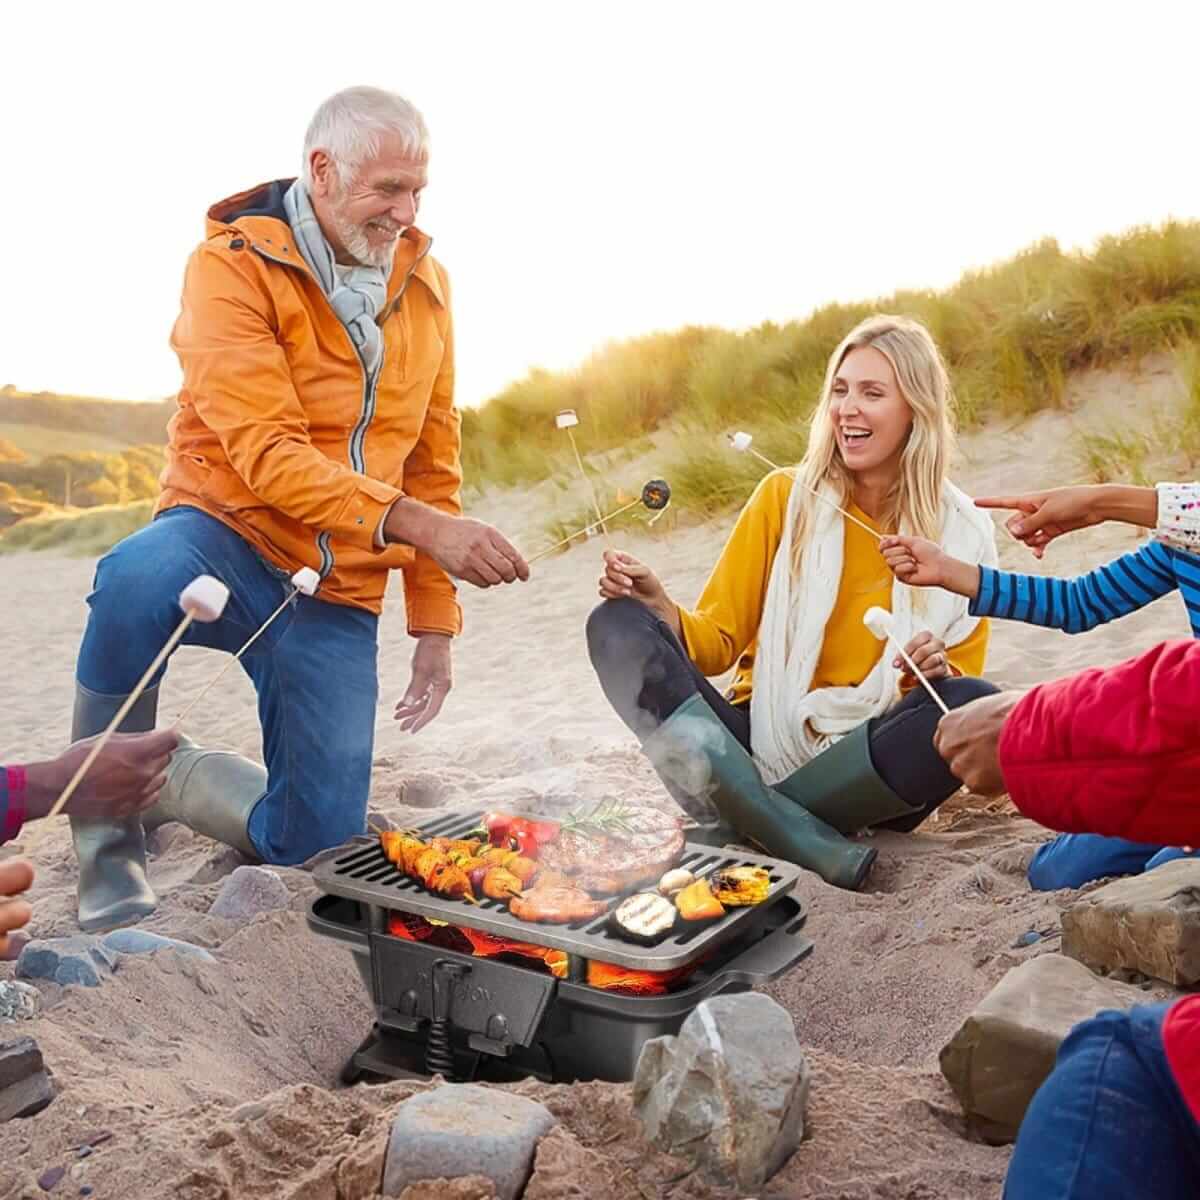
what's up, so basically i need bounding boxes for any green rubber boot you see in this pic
[70,683,160,933]
[772,721,920,835]
[640,693,876,890]
[144,736,266,859]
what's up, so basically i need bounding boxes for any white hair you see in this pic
[302,86,430,186]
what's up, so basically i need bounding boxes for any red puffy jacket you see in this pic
[999,639,1200,1127]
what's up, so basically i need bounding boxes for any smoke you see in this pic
[640,706,723,828]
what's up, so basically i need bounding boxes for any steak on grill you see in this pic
[535,805,685,895]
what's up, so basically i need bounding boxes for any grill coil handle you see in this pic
[427,959,470,1080]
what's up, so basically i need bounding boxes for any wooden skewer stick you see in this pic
[727,431,886,540]
[173,567,320,729]
[528,479,673,564]
[46,575,231,821]
[556,410,612,547]
[528,498,642,564]
[862,606,950,715]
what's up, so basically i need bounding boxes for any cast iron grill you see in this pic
[312,808,806,971]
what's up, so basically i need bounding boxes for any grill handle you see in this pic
[307,898,369,949]
[707,907,813,989]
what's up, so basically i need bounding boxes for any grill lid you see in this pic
[312,809,806,971]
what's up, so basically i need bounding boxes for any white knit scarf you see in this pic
[749,477,999,785]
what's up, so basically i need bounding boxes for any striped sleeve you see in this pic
[970,541,1179,633]
[0,767,26,843]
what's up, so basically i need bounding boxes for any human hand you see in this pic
[0,859,34,959]
[933,690,1024,795]
[598,549,670,611]
[391,502,529,588]
[896,631,953,684]
[26,730,180,821]
[394,634,453,734]
[974,487,1105,559]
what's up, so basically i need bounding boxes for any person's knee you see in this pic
[935,675,1001,710]
[586,597,657,667]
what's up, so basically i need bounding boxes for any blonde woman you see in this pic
[586,315,999,889]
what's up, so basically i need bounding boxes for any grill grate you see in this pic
[312,808,806,971]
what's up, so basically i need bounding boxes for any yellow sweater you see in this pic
[677,470,989,706]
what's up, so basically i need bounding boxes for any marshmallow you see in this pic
[291,567,321,596]
[641,478,672,511]
[729,431,753,452]
[555,409,580,429]
[862,606,894,641]
[180,575,230,623]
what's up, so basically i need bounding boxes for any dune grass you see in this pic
[464,221,1200,526]
[0,500,154,556]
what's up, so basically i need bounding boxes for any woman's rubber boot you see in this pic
[771,721,919,834]
[69,683,160,933]
[144,736,267,859]
[639,693,876,890]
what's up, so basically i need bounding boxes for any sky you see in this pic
[3,1,1199,409]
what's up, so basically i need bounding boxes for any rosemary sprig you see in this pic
[561,797,638,838]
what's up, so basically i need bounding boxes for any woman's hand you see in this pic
[896,631,953,684]
[880,536,982,598]
[0,859,34,959]
[598,550,669,608]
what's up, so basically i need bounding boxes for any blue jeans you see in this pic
[1005,1003,1200,1199]
[1028,834,1200,891]
[76,507,379,865]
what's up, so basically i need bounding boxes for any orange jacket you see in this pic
[157,179,462,633]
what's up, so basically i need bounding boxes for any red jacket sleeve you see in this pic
[998,639,1200,846]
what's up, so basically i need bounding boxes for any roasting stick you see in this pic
[556,409,612,547]
[45,575,231,821]
[528,479,673,564]
[172,567,321,729]
[862,606,950,716]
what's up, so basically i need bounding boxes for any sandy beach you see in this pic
[0,356,1193,1199]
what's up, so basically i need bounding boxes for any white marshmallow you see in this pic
[729,431,753,452]
[179,575,230,623]
[555,409,579,429]
[291,567,320,596]
[862,606,894,641]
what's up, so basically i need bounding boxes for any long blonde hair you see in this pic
[789,314,956,575]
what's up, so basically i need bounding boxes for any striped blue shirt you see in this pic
[970,540,1200,637]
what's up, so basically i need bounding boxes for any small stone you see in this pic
[101,930,216,964]
[208,866,290,920]
[1015,931,1042,947]
[1062,859,1200,985]
[633,993,809,1192]
[0,980,42,1022]
[0,930,31,962]
[16,936,116,989]
[76,1147,92,1159]
[37,1165,65,1192]
[940,953,1151,1143]
[80,1188,95,1197]
[383,1083,555,1200]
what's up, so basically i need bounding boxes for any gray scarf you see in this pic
[283,179,391,375]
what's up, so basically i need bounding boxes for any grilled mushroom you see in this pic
[610,892,678,944]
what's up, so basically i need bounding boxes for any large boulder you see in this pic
[633,992,809,1192]
[940,953,1152,1143]
[1062,859,1200,985]
[383,1083,556,1200]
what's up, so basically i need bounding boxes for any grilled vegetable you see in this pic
[657,868,697,897]
[414,847,474,900]
[674,878,725,922]
[610,892,678,945]
[709,866,771,907]
[480,867,524,901]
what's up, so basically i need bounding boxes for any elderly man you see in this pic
[69,86,528,932]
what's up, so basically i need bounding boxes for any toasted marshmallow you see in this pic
[555,409,579,429]
[291,567,320,596]
[180,575,230,623]
[729,431,753,452]
[862,606,894,641]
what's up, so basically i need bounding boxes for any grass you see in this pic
[0,421,133,461]
[0,500,154,556]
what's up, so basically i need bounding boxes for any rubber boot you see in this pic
[772,721,919,835]
[70,683,160,933]
[640,693,876,890]
[145,736,267,859]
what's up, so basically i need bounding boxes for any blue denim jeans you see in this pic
[1005,1003,1200,1199]
[1028,833,1200,891]
[76,507,379,865]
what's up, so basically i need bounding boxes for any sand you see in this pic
[0,355,1193,1199]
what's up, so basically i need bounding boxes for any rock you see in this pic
[383,1083,556,1200]
[36,1165,66,1191]
[0,930,31,963]
[208,866,290,920]
[397,1179,497,1200]
[940,953,1151,1143]
[0,1037,54,1122]
[190,844,253,885]
[101,930,216,963]
[633,992,809,1193]
[16,936,116,988]
[0,981,42,1022]
[1062,859,1200,985]
[524,1126,622,1200]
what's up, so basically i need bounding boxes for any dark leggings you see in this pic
[586,597,999,830]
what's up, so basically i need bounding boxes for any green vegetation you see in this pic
[0,500,155,556]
